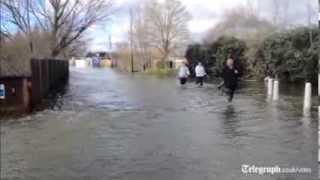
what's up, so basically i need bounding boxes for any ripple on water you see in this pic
[1,68,318,180]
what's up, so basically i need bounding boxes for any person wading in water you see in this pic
[178,62,190,86]
[222,57,239,102]
[195,62,207,87]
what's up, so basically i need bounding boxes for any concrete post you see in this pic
[303,82,312,111]
[267,78,273,96]
[272,80,279,100]
[318,73,320,96]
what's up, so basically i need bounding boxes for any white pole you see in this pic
[267,78,273,96]
[318,73,320,96]
[318,0,320,164]
[303,82,312,111]
[272,80,279,100]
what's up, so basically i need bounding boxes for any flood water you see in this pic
[1,68,318,180]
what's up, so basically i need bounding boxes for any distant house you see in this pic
[86,51,116,68]
[69,51,114,68]
[70,57,91,68]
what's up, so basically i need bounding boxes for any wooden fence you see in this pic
[31,59,69,106]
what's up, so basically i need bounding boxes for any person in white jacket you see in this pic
[195,62,207,87]
[178,62,190,85]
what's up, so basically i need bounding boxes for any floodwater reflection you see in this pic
[221,104,242,139]
[1,68,318,180]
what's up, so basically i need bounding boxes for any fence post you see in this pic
[272,80,279,100]
[267,78,273,96]
[318,73,320,96]
[303,82,312,112]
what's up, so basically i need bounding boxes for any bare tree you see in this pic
[1,0,34,53]
[144,0,191,64]
[2,0,113,58]
[270,0,292,29]
[271,0,280,27]
[306,3,315,47]
[131,4,152,70]
[205,5,276,43]
[0,6,10,39]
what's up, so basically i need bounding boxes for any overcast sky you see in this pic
[88,0,318,52]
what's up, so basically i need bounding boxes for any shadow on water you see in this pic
[32,79,70,112]
[221,104,243,139]
[0,78,69,120]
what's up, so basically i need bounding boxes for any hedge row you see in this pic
[185,26,319,83]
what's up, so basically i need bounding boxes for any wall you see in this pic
[0,77,31,114]
[0,59,69,115]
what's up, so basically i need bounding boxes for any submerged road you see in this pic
[1,68,318,180]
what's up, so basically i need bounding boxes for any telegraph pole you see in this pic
[129,8,134,73]
[0,2,2,76]
[26,0,33,55]
[318,0,320,95]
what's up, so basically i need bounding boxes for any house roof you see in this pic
[86,51,112,59]
[0,58,31,77]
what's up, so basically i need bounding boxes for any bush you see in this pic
[259,27,319,83]
[185,44,212,76]
[208,36,247,77]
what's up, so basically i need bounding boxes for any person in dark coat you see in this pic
[222,58,239,102]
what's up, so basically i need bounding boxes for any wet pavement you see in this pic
[1,68,318,180]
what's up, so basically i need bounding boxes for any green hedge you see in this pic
[209,36,247,76]
[258,27,319,82]
[185,27,319,83]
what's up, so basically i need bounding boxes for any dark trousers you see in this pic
[196,76,204,86]
[225,88,235,102]
[179,77,187,85]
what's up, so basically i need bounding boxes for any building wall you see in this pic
[0,77,31,114]
[0,59,69,115]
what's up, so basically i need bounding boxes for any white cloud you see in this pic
[188,19,219,34]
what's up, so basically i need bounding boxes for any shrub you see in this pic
[185,44,212,76]
[208,36,247,77]
[259,27,319,83]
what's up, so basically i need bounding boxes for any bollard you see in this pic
[303,82,312,111]
[318,74,320,96]
[264,76,270,86]
[267,78,273,96]
[272,80,279,101]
